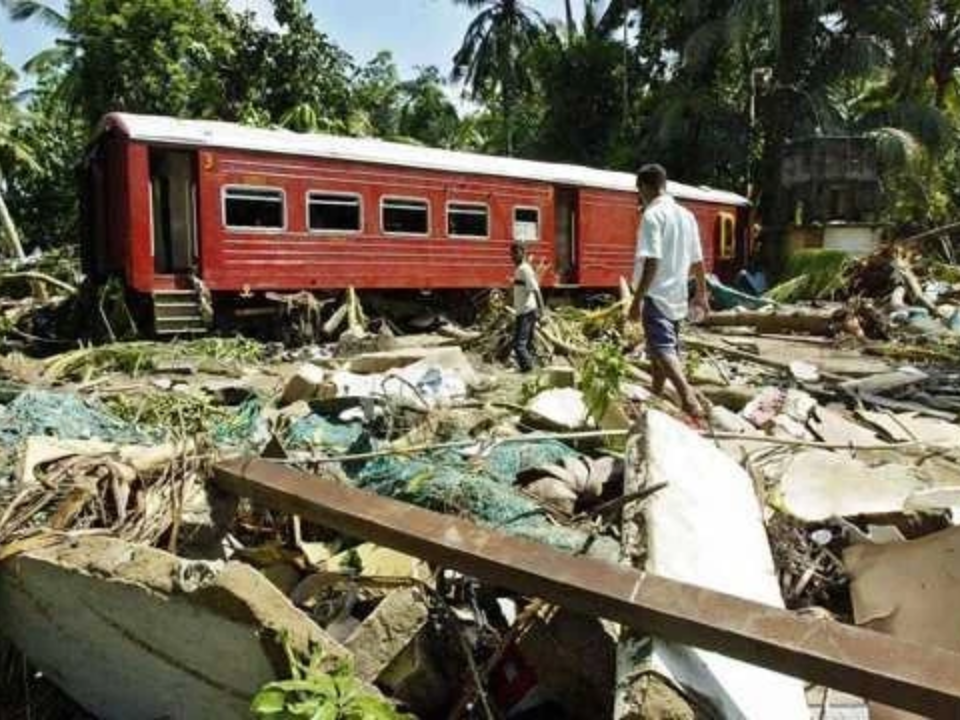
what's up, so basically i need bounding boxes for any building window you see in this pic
[308,192,362,233]
[223,187,285,230]
[447,202,489,238]
[513,207,540,242]
[382,198,429,236]
[718,212,736,259]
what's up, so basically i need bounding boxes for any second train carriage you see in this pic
[81,113,751,334]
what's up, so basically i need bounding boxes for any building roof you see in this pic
[103,113,750,207]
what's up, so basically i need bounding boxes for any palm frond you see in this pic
[0,0,67,30]
[866,126,923,168]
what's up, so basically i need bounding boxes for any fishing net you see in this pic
[285,414,365,453]
[0,391,154,446]
[481,439,579,484]
[351,438,615,557]
[0,390,157,488]
[211,398,270,449]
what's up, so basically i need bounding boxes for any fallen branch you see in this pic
[0,271,77,295]
[702,431,932,451]
[899,220,960,247]
[701,309,838,337]
[685,336,847,383]
[574,481,668,520]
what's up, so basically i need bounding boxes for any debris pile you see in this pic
[2,273,960,719]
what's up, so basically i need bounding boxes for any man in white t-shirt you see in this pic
[628,164,709,418]
[512,242,544,372]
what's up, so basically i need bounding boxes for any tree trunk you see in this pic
[502,7,516,156]
[701,309,840,336]
[0,191,27,263]
[0,189,48,301]
[756,2,818,272]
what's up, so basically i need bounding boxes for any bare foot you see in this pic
[681,393,705,419]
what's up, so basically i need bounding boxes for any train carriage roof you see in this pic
[102,113,749,207]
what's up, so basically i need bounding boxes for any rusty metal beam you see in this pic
[213,458,960,718]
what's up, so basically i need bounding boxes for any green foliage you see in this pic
[5,68,87,248]
[68,0,237,127]
[226,0,354,133]
[452,0,546,154]
[765,249,853,302]
[353,51,404,139]
[0,47,37,180]
[397,66,463,148]
[251,636,411,720]
[578,342,628,421]
[529,14,625,165]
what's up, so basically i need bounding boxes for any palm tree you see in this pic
[0,51,37,263]
[0,0,65,27]
[0,0,80,108]
[452,0,545,155]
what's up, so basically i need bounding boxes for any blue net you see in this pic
[285,414,365,453]
[0,391,154,446]
[482,439,579,484]
[211,399,270,449]
[352,441,616,558]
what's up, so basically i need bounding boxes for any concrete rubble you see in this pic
[2,261,960,718]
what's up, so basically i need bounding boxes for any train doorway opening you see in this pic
[150,149,197,276]
[554,187,577,285]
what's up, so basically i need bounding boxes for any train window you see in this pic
[308,192,362,233]
[382,198,429,236]
[447,202,489,239]
[718,212,737,260]
[223,187,285,230]
[513,207,540,242]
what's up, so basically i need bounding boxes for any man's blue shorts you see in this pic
[642,299,681,359]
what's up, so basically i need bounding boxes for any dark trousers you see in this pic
[514,310,538,372]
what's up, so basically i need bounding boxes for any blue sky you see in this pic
[1,1,592,89]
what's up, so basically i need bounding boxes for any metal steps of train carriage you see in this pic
[152,289,210,336]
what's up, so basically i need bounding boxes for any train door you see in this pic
[555,187,577,284]
[149,149,197,276]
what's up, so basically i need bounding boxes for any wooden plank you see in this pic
[213,458,960,719]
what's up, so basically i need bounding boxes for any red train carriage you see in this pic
[81,113,750,334]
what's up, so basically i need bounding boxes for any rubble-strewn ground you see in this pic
[1,244,959,719]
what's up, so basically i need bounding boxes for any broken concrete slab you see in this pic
[279,363,326,406]
[855,409,916,443]
[845,527,960,720]
[807,407,882,446]
[779,451,923,522]
[524,388,593,431]
[840,369,929,395]
[618,410,809,720]
[889,412,960,446]
[0,536,350,720]
[345,346,479,386]
[344,586,430,682]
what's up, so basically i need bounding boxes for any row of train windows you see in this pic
[222,186,541,240]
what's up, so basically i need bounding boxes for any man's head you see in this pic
[511,242,526,266]
[636,163,668,205]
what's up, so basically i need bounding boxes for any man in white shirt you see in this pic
[512,242,544,372]
[628,164,709,418]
